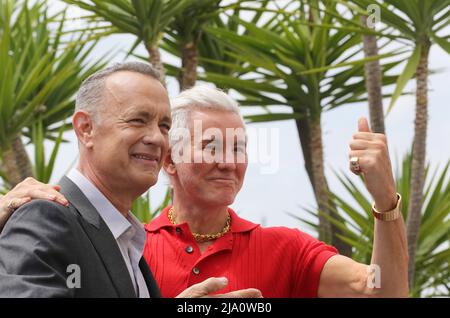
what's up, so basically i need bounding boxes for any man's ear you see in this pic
[163,149,177,176]
[72,111,95,149]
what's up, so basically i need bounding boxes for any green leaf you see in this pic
[386,45,421,114]
[431,33,450,54]
[244,112,304,123]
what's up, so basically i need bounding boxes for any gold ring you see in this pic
[350,156,361,175]
[6,200,16,212]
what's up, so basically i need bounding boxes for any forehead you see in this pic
[103,71,170,117]
[188,108,245,131]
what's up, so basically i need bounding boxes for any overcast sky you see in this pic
[36,2,450,237]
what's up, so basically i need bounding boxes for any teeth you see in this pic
[134,155,154,160]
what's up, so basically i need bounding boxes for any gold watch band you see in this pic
[371,193,402,221]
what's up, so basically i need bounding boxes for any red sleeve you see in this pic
[291,229,338,297]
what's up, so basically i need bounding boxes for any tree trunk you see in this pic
[295,117,352,256]
[1,136,33,187]
[179,41,198,90]
[147,44,166,86]
[296,118,314,186]
[360,15,385,134]
[406,43,430,288]
[309,118,332,242]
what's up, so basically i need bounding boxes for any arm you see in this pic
[318,118,408,298]
[318,215,408,297]
[0,177,67,232]
[0,199,76,297]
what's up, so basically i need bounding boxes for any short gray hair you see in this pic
[75,61,161,120]
[169,85,244,147]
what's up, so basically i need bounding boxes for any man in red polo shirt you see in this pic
[0,85,408,298]
[143,86,407,298]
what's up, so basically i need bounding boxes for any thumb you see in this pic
[215,288,263,298]
[358,117,371,133]
[175,277,228,298]
[198,277,228,294]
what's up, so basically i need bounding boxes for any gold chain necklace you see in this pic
[168,207,231,243]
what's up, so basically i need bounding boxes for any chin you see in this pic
[136,174,158,189]
[208,194,236,207]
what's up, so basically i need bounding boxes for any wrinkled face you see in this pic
[169,109,248,207]
[89,71,171,195]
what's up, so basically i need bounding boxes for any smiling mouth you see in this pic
[131,154,159,164]
[210,178,235,183]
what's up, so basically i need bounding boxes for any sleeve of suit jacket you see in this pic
[0,199,77,297]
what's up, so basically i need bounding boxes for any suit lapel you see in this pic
[139,257,161,298]
[59,176,137,298]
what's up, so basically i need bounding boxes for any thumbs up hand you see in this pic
[349,117,398,212]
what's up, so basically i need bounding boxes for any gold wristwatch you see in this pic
[371,193,402,221]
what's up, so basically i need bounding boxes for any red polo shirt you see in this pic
[143,206,338,298]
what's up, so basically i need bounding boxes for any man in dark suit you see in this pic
[0,62,261,298]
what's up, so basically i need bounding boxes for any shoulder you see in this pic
[255,226,333,252]
[1,199,76,236]
[13,198,72,219]
[258,226,316,242]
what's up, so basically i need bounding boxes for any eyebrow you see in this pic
[125,110,149,118]
[127,110,171,123]
[201,138,247,147]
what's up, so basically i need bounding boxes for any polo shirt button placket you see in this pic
[185,245,194,254]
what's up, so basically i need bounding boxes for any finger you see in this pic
[6,197,31,211]
[176,277,228,298]
[348,151,376,174]
[196,277,228,295]
[349,139,373,151]
[349,150,370,161]
[358,117,371,133]
[353,132,387,143]
[13,197,32,209]
[45,187,68,206]
[51,184,61,191]
[352,132,374,141]
[30,187,68,206]
[28,189,62,203]
[214,288,263,298]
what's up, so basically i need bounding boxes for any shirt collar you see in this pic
[145,205,259,233]
[67,168,144,242]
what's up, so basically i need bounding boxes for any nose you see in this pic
[217,150,237,171]
[141,125,168,148]
[217,161,237,171]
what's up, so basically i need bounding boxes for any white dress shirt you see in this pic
[67,169,150,298]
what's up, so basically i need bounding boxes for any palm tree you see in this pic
[161,0,271,91]
[294,152,450,297]
[0,0,106,187]
[202,1,403,253]
[360,13,386,134]
[64,0,191,84]
[351,0,450,287]
[337,1,390,134]
[163,0,223,90]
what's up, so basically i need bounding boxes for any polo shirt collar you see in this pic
[145,205,259,233]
